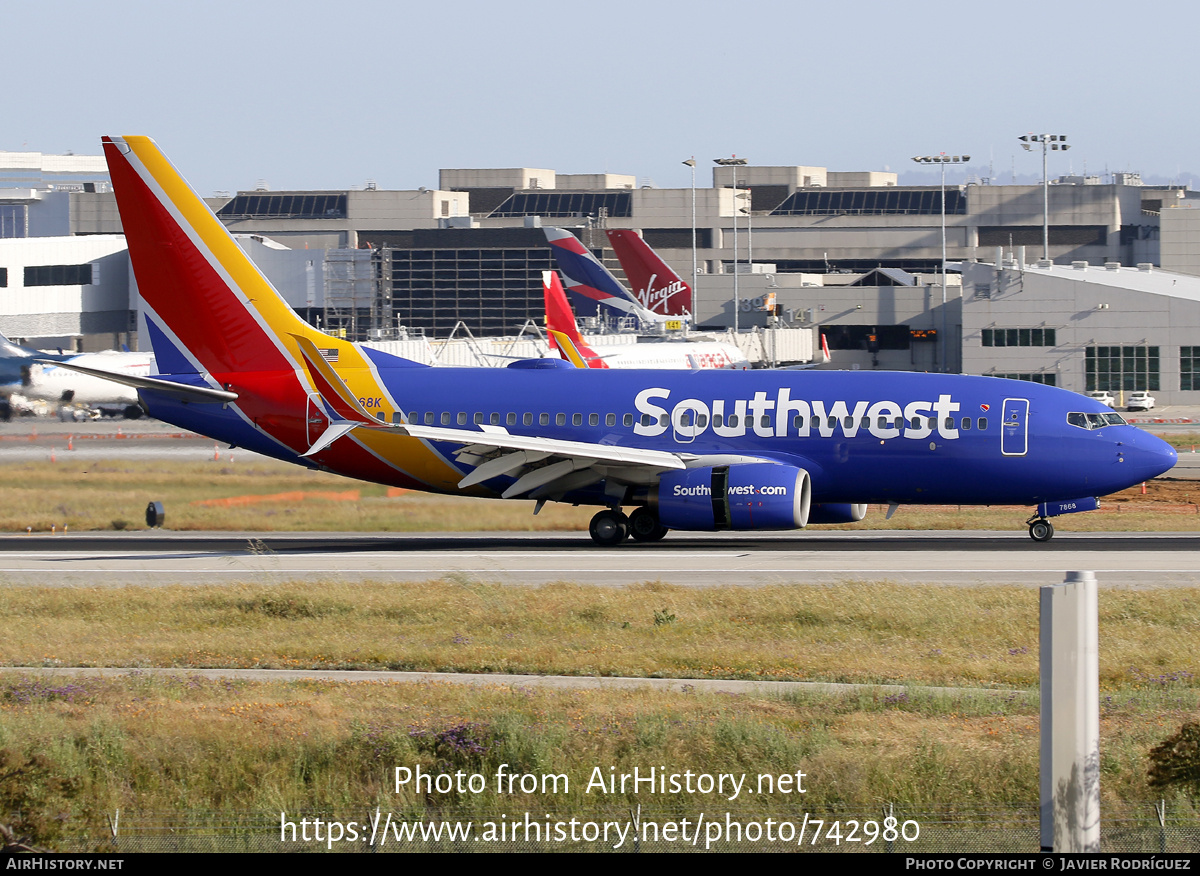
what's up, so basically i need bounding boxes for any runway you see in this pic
[2,530,1198,588]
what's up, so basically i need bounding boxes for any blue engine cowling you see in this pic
[656,463,811,531]
[807,503,869,525]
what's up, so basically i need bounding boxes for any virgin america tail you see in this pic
[605,229,693,318]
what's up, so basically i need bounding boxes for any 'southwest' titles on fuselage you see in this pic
[633,387,963,440]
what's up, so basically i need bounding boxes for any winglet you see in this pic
[547,330,587,369]
[542,271,607,369]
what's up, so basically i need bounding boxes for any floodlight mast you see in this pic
[1019,134,1072,261]
[682,157,697,322]
[910,152,970,372]
[714,156,748,332]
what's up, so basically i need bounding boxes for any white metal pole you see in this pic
[691,162,697,319]
[733,186,739,334]
[1043,137,1050,261]
[940,160,947,372]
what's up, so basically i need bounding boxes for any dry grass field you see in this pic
[0,455,1196,533]
[1,441,1197,849]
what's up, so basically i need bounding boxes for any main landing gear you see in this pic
[588,507,668,546]
[1027,517,1055,542]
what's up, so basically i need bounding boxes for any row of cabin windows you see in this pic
[378,410,990,433]
[385,411,633,428]
[662,413,990,431]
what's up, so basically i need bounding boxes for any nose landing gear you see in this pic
[1027,516,1055,542]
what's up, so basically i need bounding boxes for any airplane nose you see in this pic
[1125,432,1177,482]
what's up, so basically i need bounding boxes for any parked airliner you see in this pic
[89,136,1176,545]
[0,331,152,417]
[543,271,749,370]
[605,228,693,318]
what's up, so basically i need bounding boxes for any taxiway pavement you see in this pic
[2,530,1198,588]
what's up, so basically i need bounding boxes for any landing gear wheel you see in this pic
[589,509,629,546]
[628,507,668,543]
[1028,519,1054,542]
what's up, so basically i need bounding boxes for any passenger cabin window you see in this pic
[623,413,633,427]
[474,412,484,424]
[589,413,599,426]
[539,413,550,426]
[961,417,971,430]
[556,413,566,426]
[572,413,583,426]
[523,413,533,426]
[457,412,467,425]
[441,412,450,425]
[392,413,403,424]
[978,418,988,430]
[606,413,616,427]
[506,412,517,426]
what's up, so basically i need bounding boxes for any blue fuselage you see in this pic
[142,357,1178,509]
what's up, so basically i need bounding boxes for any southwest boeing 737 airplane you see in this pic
[92,136,1176,545]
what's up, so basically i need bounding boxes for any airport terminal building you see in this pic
[3,148,1200,401]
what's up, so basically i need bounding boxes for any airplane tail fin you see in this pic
[543,227,658,325]
[542,271,607,369]
[605,229,693,317]
[0,330,33,360]
[102,136,346,378]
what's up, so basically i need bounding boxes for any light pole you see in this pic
[715,156,747,332]
[1019,133,1070,261]
[911,152,970,372]
[682,157,696,324]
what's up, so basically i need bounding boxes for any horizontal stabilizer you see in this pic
[301,422,359,458]
[36,359,238,403]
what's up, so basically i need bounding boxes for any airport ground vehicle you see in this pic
[1126,391,1155,412]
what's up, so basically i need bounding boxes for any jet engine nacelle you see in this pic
[657,463,811,531]
[807,503,869,525]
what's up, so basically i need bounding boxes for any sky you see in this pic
[6,0,1197,196]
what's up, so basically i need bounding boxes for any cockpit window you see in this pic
[1068,411,1128,430]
